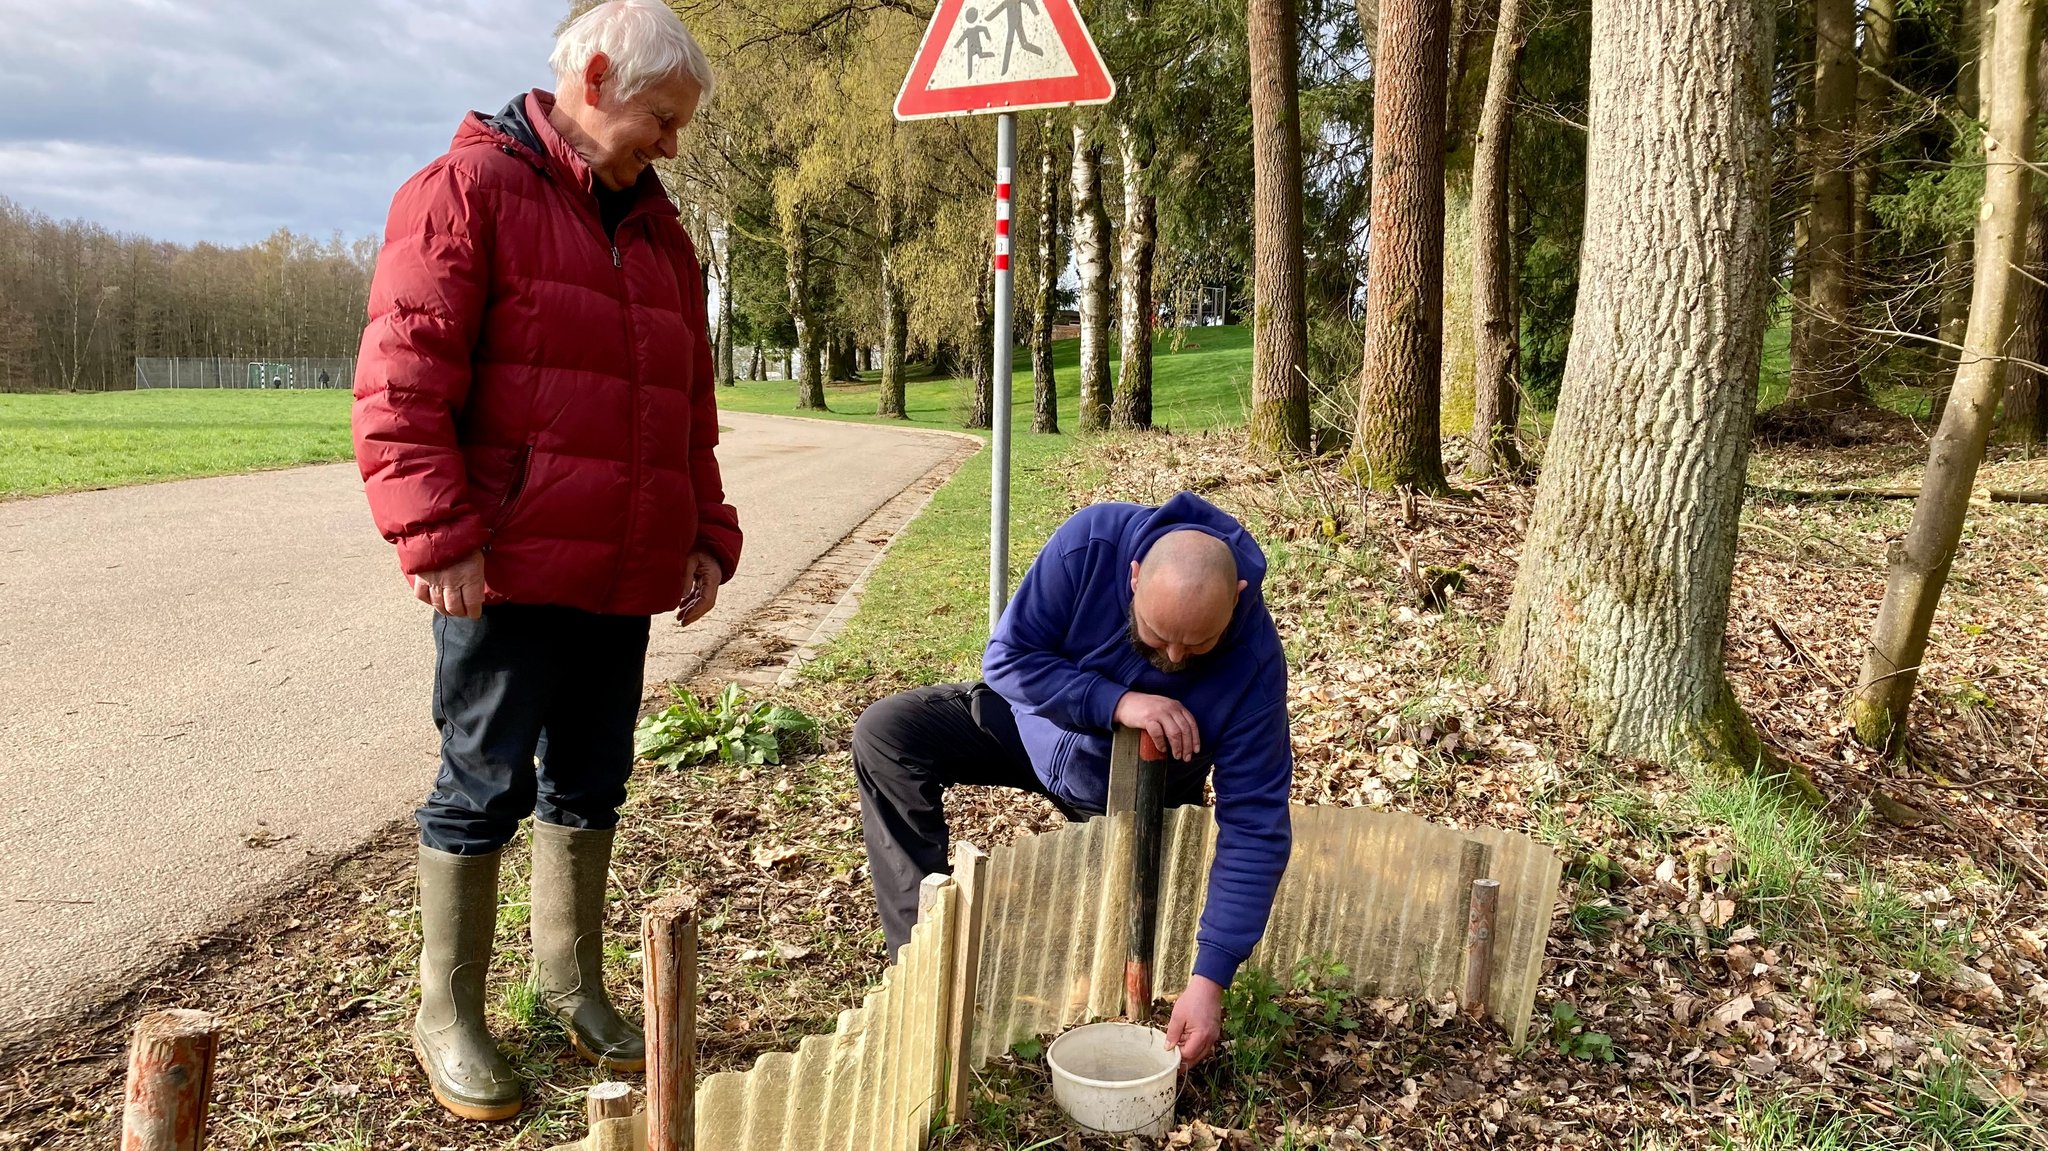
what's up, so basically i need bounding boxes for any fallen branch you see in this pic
[1749,486,2048,505]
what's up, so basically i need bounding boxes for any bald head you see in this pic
[1128,531,1246,671]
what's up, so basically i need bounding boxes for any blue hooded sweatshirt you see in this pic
[983,492,1293,987]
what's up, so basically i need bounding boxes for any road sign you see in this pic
[894,0,1116,121]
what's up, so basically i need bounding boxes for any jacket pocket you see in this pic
[487,442,535,540]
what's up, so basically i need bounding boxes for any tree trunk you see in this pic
[715,235,736,388]
[1851,0,1897,268]
[1467,0,1526,479]
[1249,0,1311,456]
[1113,123,1156,430]
[1934,0,1987,422]
[1996,47,2048,441]
[1073,126,1114,431]
[1849,0,2039,753]
[1033,118,1062,435]
[752,341,765,381]
[967,253,996,430]
[785,215,827,410]
[879,248,909,419]
[1352,0,1452,491]
[1495,0,1782,777]
[1786,0,1866,410]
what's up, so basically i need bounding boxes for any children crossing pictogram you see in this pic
[894,0,1114,120]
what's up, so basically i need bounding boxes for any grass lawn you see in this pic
[0,389,355,499]
[720,325,1256,683]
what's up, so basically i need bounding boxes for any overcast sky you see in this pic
[0,0,565,246]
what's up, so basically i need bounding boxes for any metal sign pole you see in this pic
[989,112,1017,632]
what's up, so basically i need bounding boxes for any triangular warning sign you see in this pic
[894,0,1116,121]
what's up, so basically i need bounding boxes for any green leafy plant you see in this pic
[1550,1000,1617,1063]
[633,684,819,769]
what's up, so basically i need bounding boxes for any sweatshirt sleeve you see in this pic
[982,533,1129,731]
[1191,670,1294,987]
[351,161,493,576]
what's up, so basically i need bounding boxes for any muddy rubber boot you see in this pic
[531,822,646,1071]
[413,846,523,1122]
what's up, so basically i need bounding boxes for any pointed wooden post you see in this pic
[945,843,990,1124]
[120,1009,219,1151]
[643,893,696,1151]
[1124,731,1168,1018]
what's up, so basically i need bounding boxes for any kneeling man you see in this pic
[853,492,1293,1066]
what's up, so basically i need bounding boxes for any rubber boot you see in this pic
[413,846,523,1121]
[531,822,646,1071]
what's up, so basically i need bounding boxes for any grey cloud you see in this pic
[0,0,566,243]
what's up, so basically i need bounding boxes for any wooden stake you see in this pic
[588,1081,635,1123]
[643,893,696,1151]
[945,844,989,1125]
[1124,730,1168,1018]
[1462,878,1502,1015]
[120,1009,219,1151]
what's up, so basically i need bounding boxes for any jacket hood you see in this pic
[1120,491,1270,647]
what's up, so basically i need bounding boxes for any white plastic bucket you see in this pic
[1045,1022,1180,1137]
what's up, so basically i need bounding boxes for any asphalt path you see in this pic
[0,411,966,1033]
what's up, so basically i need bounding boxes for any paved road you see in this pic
[0,412,966,1033]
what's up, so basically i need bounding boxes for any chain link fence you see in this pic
[132,357,357,390]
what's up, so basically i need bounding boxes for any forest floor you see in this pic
[2,385,2044,1149]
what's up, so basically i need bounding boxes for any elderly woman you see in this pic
[352,0,740,1122]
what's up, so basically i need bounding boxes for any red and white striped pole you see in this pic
[988,112,1017,631]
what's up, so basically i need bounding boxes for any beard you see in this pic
[1127,609,1209,674]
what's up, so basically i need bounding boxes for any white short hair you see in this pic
[551,0,715,104]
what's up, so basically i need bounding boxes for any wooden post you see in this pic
[1462,878,1502,1015]
[1124,731,1168,1018]
[945,843,990,1124]
[586,1082,639,1151]
[643,893,696,1151]
[1106,726,1141,816]
[120,1009,219,1151]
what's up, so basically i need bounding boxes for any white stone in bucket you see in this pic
[1046,1022,1180,1137]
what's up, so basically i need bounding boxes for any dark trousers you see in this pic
[852,682,1206,959]
[418,604,651,855]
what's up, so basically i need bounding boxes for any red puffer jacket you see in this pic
[353,90,742,616]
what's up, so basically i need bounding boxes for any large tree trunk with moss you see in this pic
[1496,0,1777,774]
[1033,120,1062,435]
[1113,123,1156,430]
[1786,0,1866,410]
[1352,0,1451,491]
[879,239,908,418]
[1850,0,2041,752]
[1466,0,1525,479]
[1073,126,1114,432]
[1249,0,1310,455]
[785,215,827,411]
[967,254,996,430]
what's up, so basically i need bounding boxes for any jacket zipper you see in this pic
[603,230,642,607]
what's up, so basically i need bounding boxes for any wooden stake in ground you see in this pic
[1848,0,2041,753]
[1494,0,1788,783]
[120,1009,219,1151]
[643,893,697,1151]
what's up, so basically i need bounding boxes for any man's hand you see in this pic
[675,551,723,626]
[410,551,486,619]
[1164,975,1224,1068]
[1113,692,1200,761]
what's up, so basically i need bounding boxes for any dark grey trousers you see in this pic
[851,682,1205,959]
[418,604,651,854]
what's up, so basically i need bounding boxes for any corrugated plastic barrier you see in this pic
[688,804,1557,1149]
